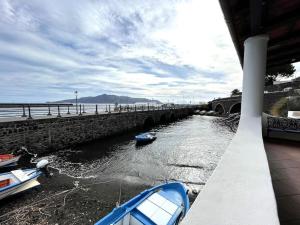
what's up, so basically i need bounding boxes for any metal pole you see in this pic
[95,104,98,115]
[119,105,121,113]
[75,91,78,114]
[83,104,86,113]
[22,105,26,117]
[108,105,111,113]
[135,105,136,112]
[67,105,70,114]
[27,105,32,120]
[57,105,61,118]
[79,104,82,116]
[47,105,52,116]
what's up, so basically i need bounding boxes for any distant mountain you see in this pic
[50,94,162,104]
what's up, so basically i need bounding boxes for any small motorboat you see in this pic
[0,147,34,168]
[94,182,190,225]
[135,132,157,144]
[0,154,21,168]
[0,159,49,200]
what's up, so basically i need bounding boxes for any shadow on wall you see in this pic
[143,117,155,129]
[170,114,176,122]
[160,114,167,124]
[215,104,225,115]
[229,103,241,114]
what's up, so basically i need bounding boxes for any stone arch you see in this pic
[229,103,241,114]
[215,104,225,115]
[170,113,176,122]
[143,116,155,129]
[160,114,167,124]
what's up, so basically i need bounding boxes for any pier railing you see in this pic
[0,103,194,120]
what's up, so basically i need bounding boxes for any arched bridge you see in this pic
[211,91,293,116]
[212,96,241,116]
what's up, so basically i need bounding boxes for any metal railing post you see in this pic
[22,105,26,117]
[108,104,111,113]
[119,105,122,113]
[47,105,52,116]
[79,104,82,116]
[83,104,86,113]
[67,105,70,114]
[95,104,98,115]
[57,105,61,118]
[135,105,136,112]
[27,105,32,120]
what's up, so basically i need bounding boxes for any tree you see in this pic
[231,89,241,96]
[265,64,296,86]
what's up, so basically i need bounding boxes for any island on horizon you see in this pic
[48,94,162,104]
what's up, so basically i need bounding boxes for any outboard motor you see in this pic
[12,147,25,156]
[36,159,51,177]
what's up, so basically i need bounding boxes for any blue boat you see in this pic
[0,159,49,200]
[94,182,189,225]
[135,132,157,144]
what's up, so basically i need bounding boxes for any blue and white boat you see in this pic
[0,159,49,200]
[135,132,157,144]
[94,182,189,225]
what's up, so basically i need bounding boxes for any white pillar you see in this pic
[241,35,269,119]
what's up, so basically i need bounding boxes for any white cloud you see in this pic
[0,0,245,103]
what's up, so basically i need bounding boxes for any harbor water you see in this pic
[0,115,234,225]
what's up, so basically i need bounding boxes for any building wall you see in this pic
[0,109,192,154]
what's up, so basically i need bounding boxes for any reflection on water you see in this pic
[48,115,233,188]
[0,115,234,225]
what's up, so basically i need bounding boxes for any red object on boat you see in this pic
[0,179,10,188]
[0,154,14,161]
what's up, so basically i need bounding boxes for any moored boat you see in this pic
[0,154,21,168]
[94,182,189,225]
[0,159,49,200]
[0,147,35,168]
[135,132,157,144]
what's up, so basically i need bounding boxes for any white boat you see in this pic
[0,154,21,168]
[0,147,36,168]
[0,160,49,200]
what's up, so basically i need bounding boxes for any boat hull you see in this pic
[0,155,21,168]
[0,169,42,200]
[95,182,189,225]
[135,133,157,145]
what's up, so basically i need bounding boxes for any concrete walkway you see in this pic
[265,138,300,225]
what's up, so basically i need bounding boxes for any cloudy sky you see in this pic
[0,0,298,103]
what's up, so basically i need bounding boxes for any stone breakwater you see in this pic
[0,108,193,154]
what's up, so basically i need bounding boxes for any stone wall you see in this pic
[265,80,300,92]
[0,108,192,154]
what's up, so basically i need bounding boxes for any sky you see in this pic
[0,0,299,103]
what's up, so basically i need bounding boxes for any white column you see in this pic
[241,35,269,119]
